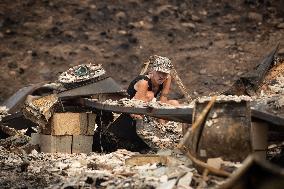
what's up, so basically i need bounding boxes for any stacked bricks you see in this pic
[31,113,96,153]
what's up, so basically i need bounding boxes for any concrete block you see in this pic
[50,113,88,135]
[251,121,268,160]
[87,113,97,135]
[31,133,40,145]
[39,134,72,153]
[72,135,93,154]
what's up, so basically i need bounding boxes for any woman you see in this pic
[127,55,179,119]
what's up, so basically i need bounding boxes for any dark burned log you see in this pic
[224,44,279,96]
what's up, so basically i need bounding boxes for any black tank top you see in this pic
[127,75,163,99]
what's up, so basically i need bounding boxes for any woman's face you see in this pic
[152,71,169,84]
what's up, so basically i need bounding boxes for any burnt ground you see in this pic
[0,0,284,102]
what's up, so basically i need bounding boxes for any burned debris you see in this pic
[0,45,284,189]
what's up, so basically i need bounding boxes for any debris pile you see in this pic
[100,98,189,109]
[0,145,238,189]
[58,64,106,84]
[196,94,252,103]
[255,60,284,113]
[1,50,284,188]
[23,94,58,127]
[0,106,9,121]
[136,119,183,149]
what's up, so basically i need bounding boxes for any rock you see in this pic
[247,12,263,22]
[181,22,195,29]
[63,30,76,39]
[159,175,168,183]
[115,11,127,20]
[157,179,176,189]
[177,172,193,187]
[207,157,223,169]
[214,39,235,48]
[9,70,17,76]
[156,5,177,16]
[199,10,207,16]
[157,149,172,156]
[199,69,207,74]
[276,23,284,29]
[129,21,153,30]
[222,14,240,24]
[90,4,96,9]
[191,15,201,22]
[117,30,127,35]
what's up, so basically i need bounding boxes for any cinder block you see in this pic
[87,113,97,135]
[50,113,96,135]
[251,121,268,160]
[31,133,40,145]
[72,135,93,154]
[39,134,72,153]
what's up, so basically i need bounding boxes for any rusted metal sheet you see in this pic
[2,83,44,113]
[188,100,251,162]
[57,77,125,98]
[251,106,284,128]
[82,99,193,123]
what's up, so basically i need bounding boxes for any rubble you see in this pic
[0,106,9,121]
[58,64,105,84]
[23,94,58,127]
[197,95,252,103]
[0,145,225,189]
[136,118,183,149]
[99,97,193,109]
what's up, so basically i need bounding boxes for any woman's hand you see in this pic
[130,114,143,120]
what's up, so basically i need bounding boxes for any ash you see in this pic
[58,64,105,84]
[100,98,193,109]
[255,61,284,112]
[137,118,183,150]
[197,95,252,103]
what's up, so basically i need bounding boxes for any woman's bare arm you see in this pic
[133,79,151,101]
[160,75,171,103]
